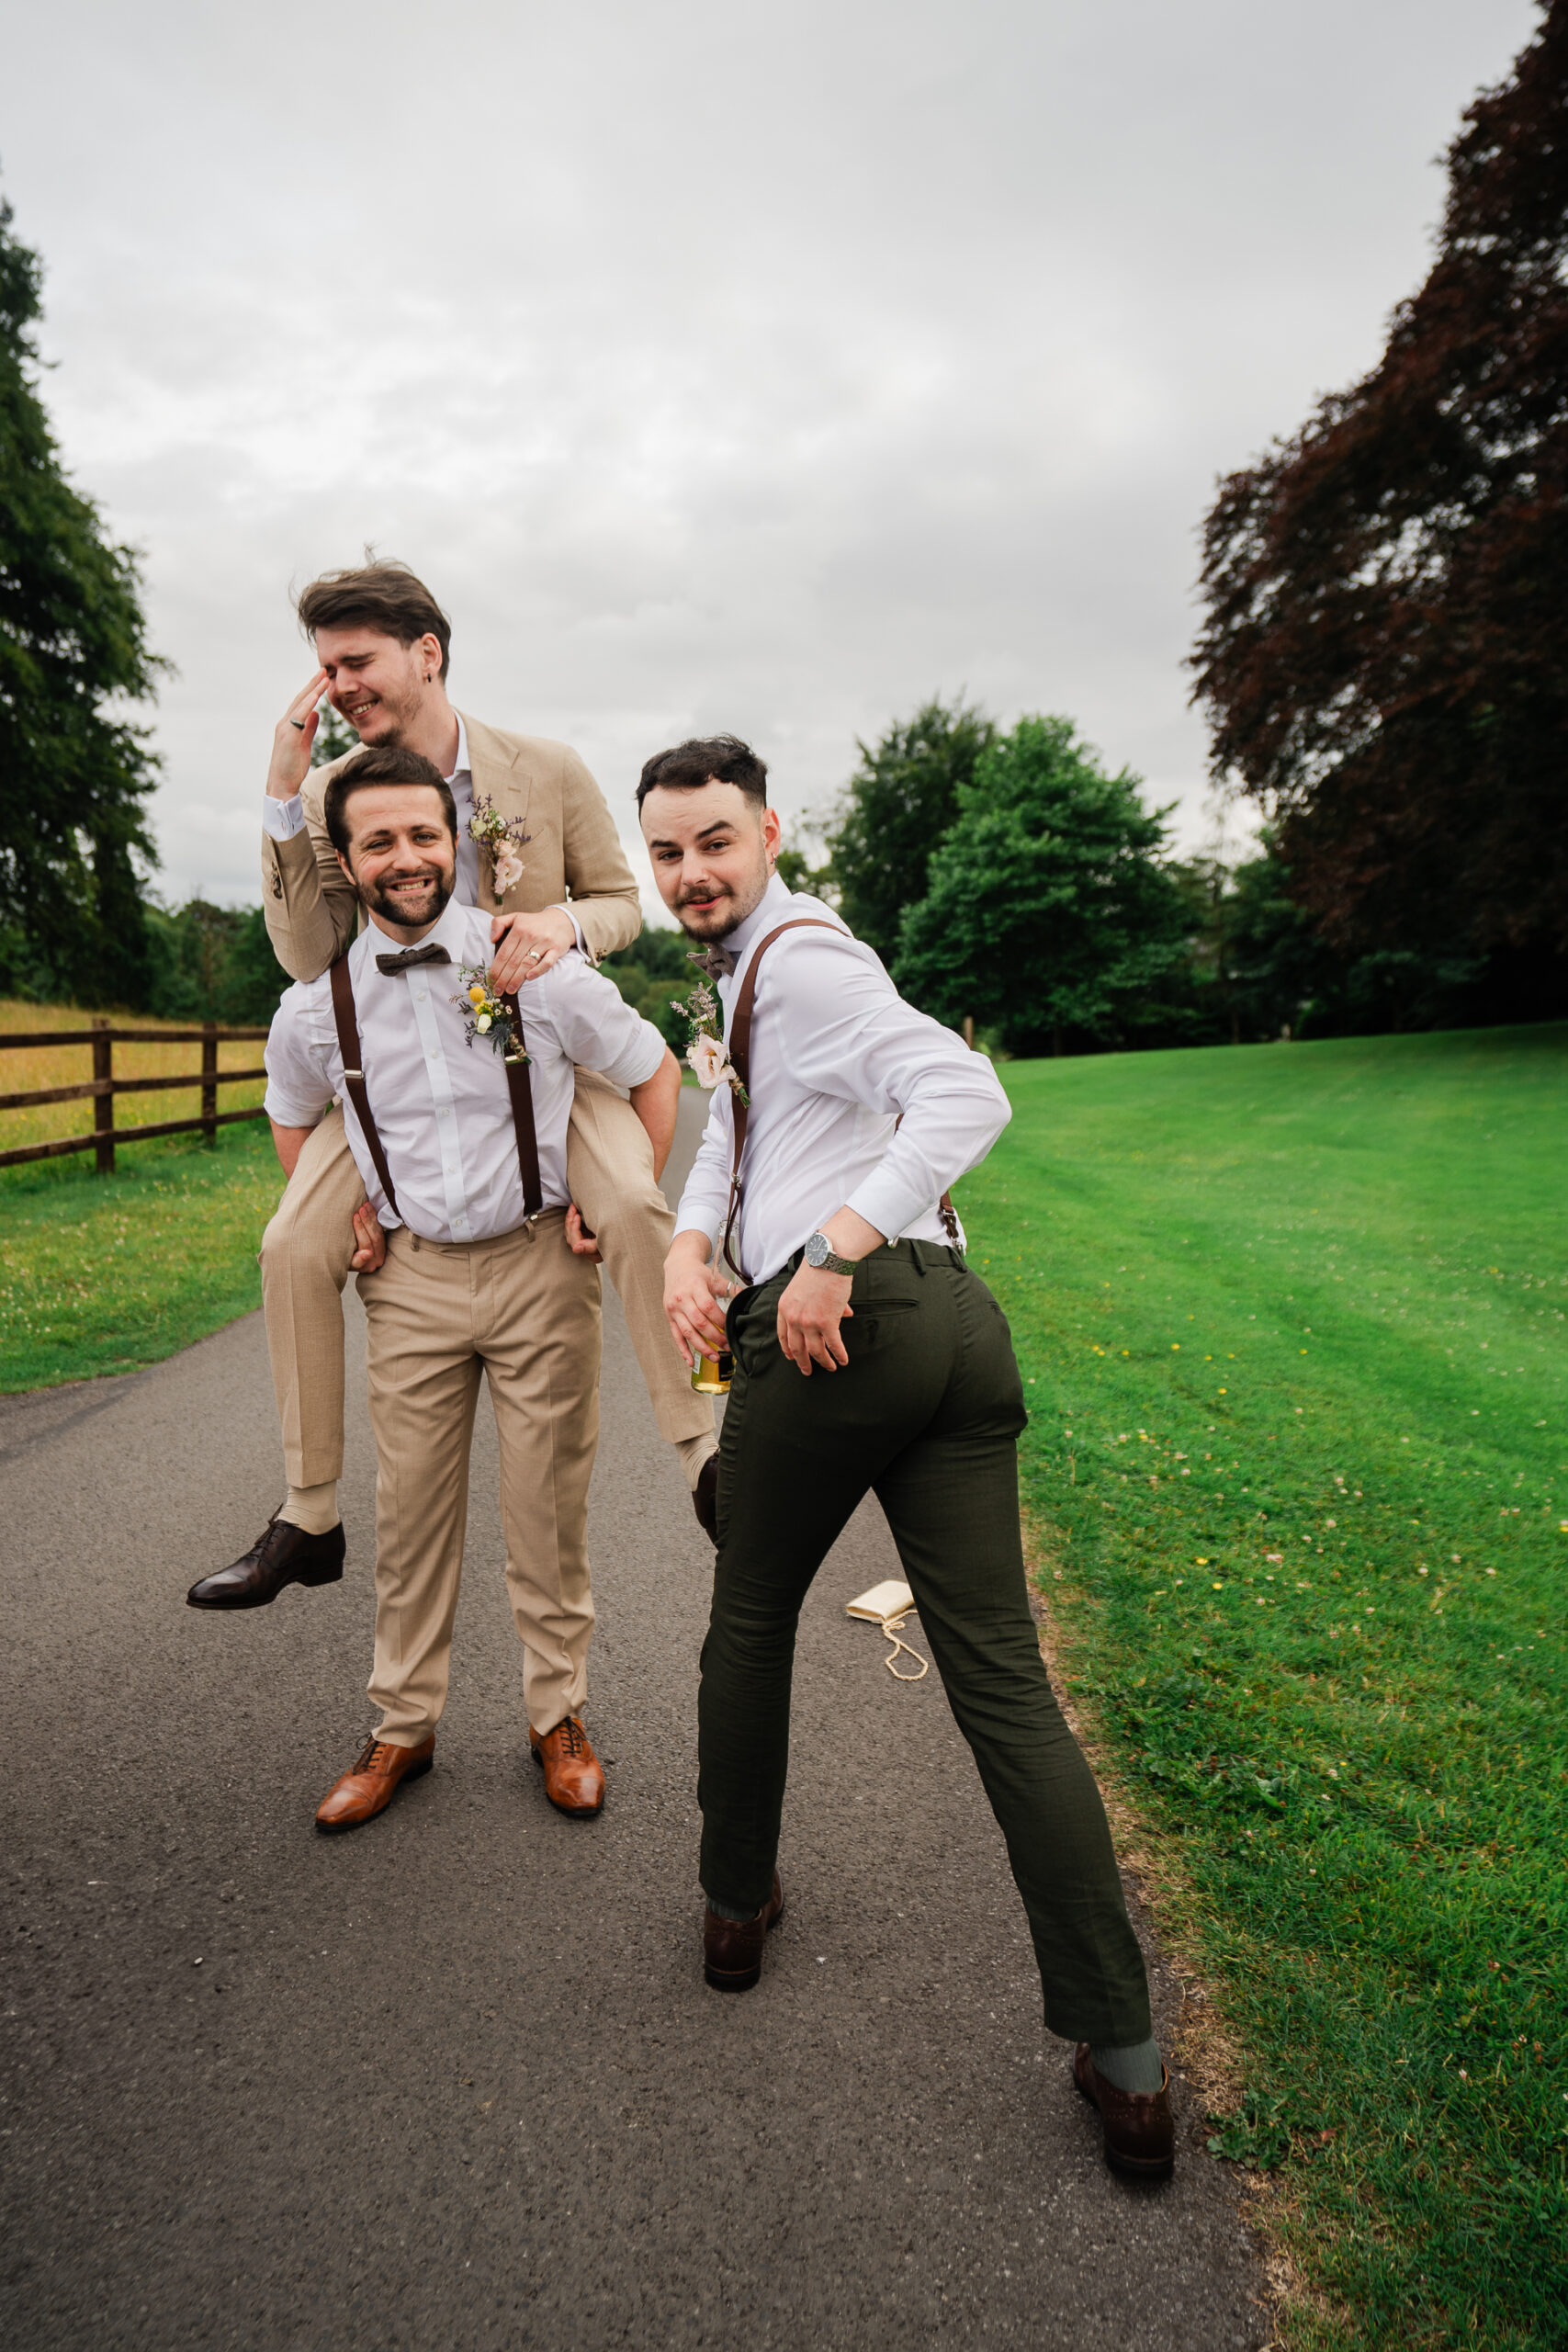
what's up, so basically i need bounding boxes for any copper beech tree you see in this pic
[1190,4,1568,989]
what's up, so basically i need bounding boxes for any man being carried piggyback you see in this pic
[188,560,719,1626]
[261,747,681,1826]
[643,735,1176,2180]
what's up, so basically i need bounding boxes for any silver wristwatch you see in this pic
[804,1229,858,1275]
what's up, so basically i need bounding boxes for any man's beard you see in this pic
[361,865,453,933]
[676,857,772,941]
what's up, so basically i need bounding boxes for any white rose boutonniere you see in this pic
[468,791,532,898]
[671,973,749,1105]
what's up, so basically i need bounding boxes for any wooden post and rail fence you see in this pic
[0,1023,270,1172]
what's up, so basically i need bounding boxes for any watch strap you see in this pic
[807,1230,858,1276]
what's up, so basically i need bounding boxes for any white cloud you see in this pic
[3,0,1538,914]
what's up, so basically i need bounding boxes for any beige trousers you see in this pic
[363,1213,601,1746]
[259,1069,711,1487]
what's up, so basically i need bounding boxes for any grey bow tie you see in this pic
[376,943,452,976]
[687,944,738,982]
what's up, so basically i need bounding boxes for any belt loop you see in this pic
[911,1239,929,1275]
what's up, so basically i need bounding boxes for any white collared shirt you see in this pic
[265,896,665,1243]
[672,874,1011,1284]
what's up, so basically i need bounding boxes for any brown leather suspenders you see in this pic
[717,919,960,1287]
[328,956,543,1231]
[497,989,543,1221]
[330,955,402,1222]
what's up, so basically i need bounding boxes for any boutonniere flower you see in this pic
[469,792,532,897]
[455,967,528,1064]
[671,976,749,1104]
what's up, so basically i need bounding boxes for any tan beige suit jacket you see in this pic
[261,710,642,985]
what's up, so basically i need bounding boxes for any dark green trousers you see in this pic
[699,1238,1152,2047]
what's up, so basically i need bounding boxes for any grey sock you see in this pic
[1089,2038,1165,2095]
[705,1894,756,1923]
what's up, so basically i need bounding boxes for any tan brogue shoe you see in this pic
[529,1716,605,1817]
[314,1734,434,1834]
[703,1871,784,1991]
[1073,2043,1176,2179]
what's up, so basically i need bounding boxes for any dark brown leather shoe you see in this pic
[186,1513,344,1610]
[1074,2043,1176,2178]
[703,1872,784,1991]
[693,1453,719,1544]
[315,1734,434,1833]
[529,1716,605,1816]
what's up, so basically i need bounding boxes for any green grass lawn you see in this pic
[958,1024,1566,2351]
[1,1122,282,1392]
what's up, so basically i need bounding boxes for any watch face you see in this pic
[805,1232,827,1267]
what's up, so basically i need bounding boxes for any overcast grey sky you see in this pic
[4,0,1540,919]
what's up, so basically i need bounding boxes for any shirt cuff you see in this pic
[844,1167,931,1248]
[550,904,592,962]
[263,793,307,842]
[672,1194,723,1246]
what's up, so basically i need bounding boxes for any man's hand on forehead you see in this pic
[267,669,330,799]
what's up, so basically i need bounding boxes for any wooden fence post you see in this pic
[201,1023,219,1147]
[92,1019,115,1174]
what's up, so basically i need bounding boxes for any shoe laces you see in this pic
[557,1717,587,1758]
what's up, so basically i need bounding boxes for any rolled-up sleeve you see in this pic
[545,955,669,1090]
[263,984,336,1129]
[777,943,1010,1242]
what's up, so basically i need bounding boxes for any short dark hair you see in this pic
[635,734,769,813]
[297,560,452,679]
[323,747,457,858]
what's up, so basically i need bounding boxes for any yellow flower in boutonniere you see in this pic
[455,966,528,1065]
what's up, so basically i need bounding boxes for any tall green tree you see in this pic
[0,194,164,1005]
[894,717,1190,1055]
[1191,5,1568,990]
[821,696,995,963]
[310,701,359,766]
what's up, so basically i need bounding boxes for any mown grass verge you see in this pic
[1,1120,281,1392]
[959,1024,1566,2351]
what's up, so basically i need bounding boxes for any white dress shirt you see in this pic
[265,897,666,1243]
[261,711,582,941]
[673,874,1011,1285]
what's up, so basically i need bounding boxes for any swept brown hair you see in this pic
[296,560,452,679]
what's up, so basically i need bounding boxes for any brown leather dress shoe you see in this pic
[314,1734,434,1833]
[1073,2042,1176,2178]
[703,1871,784,1991]
[186,1513,344,1610]
[529,1717,605,1816]
[693,1453,719,1544]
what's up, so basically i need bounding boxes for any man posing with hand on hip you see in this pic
[188,561,716,1612]
[264,745,681,1827]
[642,735,1175,2181]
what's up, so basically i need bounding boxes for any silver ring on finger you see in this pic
[289,718,306,730]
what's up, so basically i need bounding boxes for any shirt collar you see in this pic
[724,870,795,960]
[447,711,470,783]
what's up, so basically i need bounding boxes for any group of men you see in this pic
[186,560,1176,2180]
